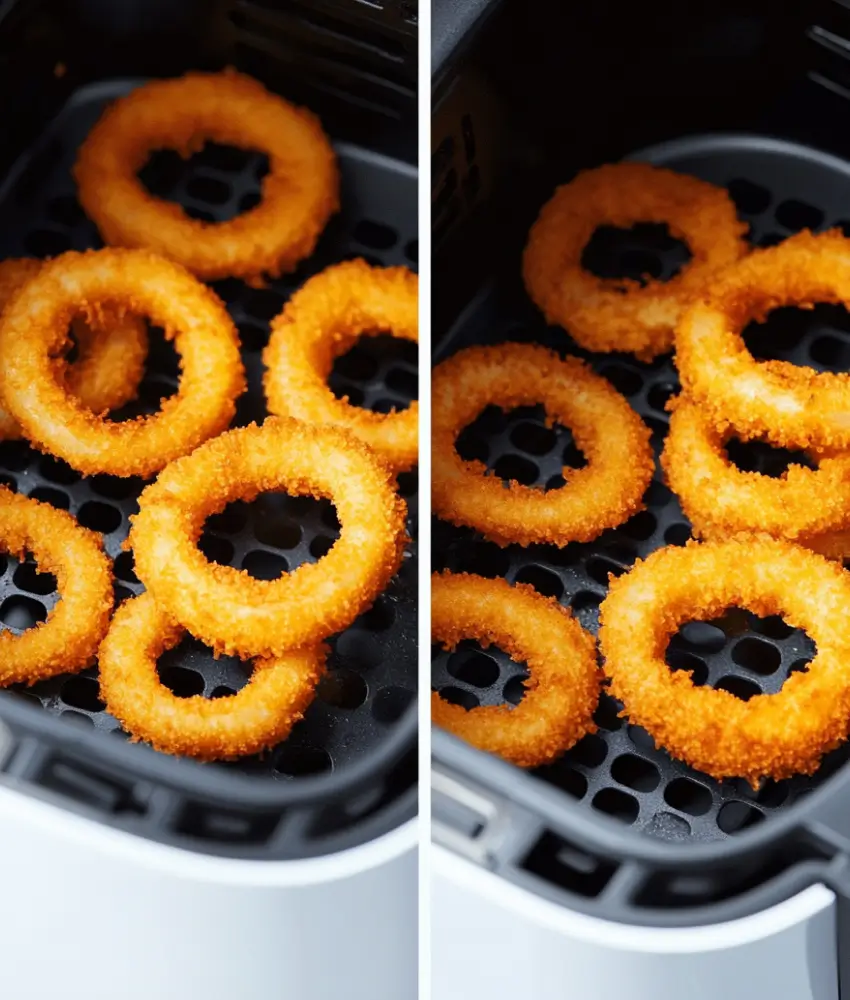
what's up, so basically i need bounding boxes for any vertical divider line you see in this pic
[417,3,432,997]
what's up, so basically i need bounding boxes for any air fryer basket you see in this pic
[431,0,850,966]
[0,2,417,861]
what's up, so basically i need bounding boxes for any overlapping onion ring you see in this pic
[129,417,407,659]
[99,592,326,759]
[676,229,850,450]
[0,248,245,478]
[662,396,850,546]
[432,571,601,767]
[0,258,147,440]
[74,70,339,284]
[432,343,654,547]
[264,259,418,473]
[522,163,748,360]
[600,537,850,785]
[0,486,112,685]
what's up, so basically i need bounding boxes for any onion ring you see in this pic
[522,163,748,360]
[0,486,112,685]
[431,343,654,547]
[0,258,147,440]
[662,395,850,544]
[0,248,245,478]
[129,417,407,658]
[74,70,339,284]
[264,259,419,473]
[676,229,850,450]
[98,592,326,759]
[431,571,601,767]
[599,537,850,784]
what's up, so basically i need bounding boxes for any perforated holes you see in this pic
[446,648,500,688]
[357,597,396,632]
[621,510,657,541]
[594,695,623,732]
[353,220,398,249]
[310,535,335,559]
[647,382,677,413]
[1,596,47,630]
[453,539,510,579]
[664,523,691,546]
[275,745,333,777]
[732,636,781,675]
[386,367,418,399]
[242,551,288,580]
[318,668,368,709]
[77,501,122,534]
[571,591,602,629]
[646,481,673,507]
[211,686,236,700]
[455,429,489,465]
[186,175,231,205]
[199,534,235,565]
[513,565,563,599]
[571,733,607,768]
[493,454,539,486]
[715,675,761,701]
[592,788,639,824]
[439,687,479,709]
[13,560,57,596]
[717,800,764,834]
[113,552,138,585]
[599,364,642,396]
[511,422,556,456]
[587,556,626,587]
[503,675,528,705]
[679,621,726,653]
[753,615,794,640]
[759,232,784,247]
[666,649,708,686]
[253,514,301,551]
[810,335,850,369]
[775,199,824,232]
[242,287,283,322]
[611,753,660,792]
[664,777,712,816]
[158,664,205,698]
[727,178,771,214]
[372,685,413,723]
[61,676,105,713]
[88,474,143,500]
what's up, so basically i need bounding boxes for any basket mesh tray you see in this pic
[0,80,417,830]
[433,135,850,844]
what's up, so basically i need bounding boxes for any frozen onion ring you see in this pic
[0,486,112,685]
[264,259,419,473]
[522,163,747,360]
[600,537,850,784]
[676,229,850,450]
[432,571,600,768]
[0,258,147,440]
[431,343,654,547]
[98,592,326,759]
[129,417,407,658]
[74,70,339,284]
[662,396,850,544]
[0,248,245,478]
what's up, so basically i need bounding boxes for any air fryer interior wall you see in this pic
[0,0,418,862]
[431,0,850,950]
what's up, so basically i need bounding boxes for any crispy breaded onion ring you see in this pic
[676,230,850,450]
[264,259,419,473]
[74,70,339,284]
[99,592,325,759]
[522,163,747,360]
[0,486,112,685]
[0,258,147,440]
[662,396,850,544]
[129,417,407,658]
[432,572,600,767]
[600,537,850,785]
[431,343,654,547]
[0,248,245,478]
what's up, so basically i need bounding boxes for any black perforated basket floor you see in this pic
[432,135,850,845]
[0,79,417,858]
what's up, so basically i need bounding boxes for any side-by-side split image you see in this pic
[2,1,850,998]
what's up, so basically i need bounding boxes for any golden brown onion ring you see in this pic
[600,537,850,785]
[432,571,601,767]
[676,229,850,450]
[129,417,407,659]
[432,343,654,547]
[523,163,747,361]
[0,486,112,685]
[74,70,339,284]
[0,258,147,440]
[264,259,418,473]
[0,248,245,478]
[98,592,325,759]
